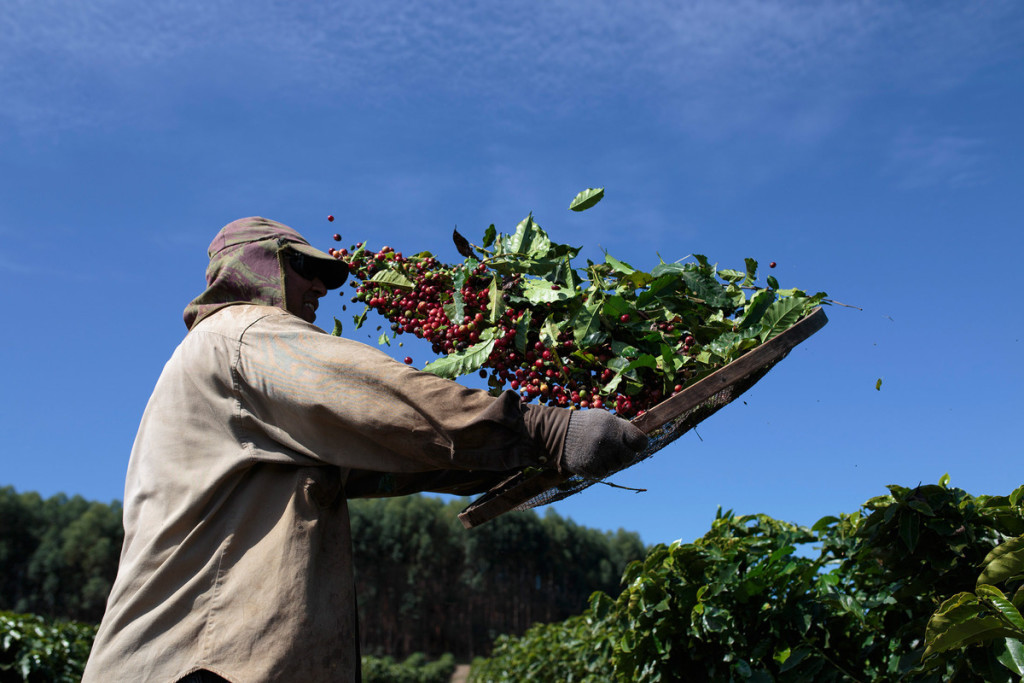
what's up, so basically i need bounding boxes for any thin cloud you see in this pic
[1,0,1020,144]
[883,130,987,190]
[0,252,35,275]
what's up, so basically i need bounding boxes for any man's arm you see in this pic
[236,312,645,480]
[236,313,568,473]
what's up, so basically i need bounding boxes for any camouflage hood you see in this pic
[183,217,348,331]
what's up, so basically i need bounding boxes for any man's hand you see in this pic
[562,410,649,479]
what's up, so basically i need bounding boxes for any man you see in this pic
[83,217,647,682]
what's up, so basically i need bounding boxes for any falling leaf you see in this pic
[569,187,605,212]
[876,378,883,391]
[452,228,474,258]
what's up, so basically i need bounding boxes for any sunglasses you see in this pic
[286,251,320,282]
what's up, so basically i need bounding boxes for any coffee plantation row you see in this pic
[469,477,1024,682]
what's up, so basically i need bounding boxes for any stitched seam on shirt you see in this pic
[232,320,252,458]
[199,532,234,662]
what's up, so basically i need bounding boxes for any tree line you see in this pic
[0,487,123,623]
[0,485,644,659]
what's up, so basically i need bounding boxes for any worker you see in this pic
[82,217,647,682]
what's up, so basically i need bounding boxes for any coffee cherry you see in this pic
[328,215,335,222]
[769,261,776,268]
[404,356,413,364]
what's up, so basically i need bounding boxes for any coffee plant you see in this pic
[0,611,95,682]
[0,610,456,683]
[921,488,1024,679]
[360,652,456,683]
[329,189,827,419]
[469,478,1024,682]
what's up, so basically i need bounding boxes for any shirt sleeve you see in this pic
[234,312,570,474]
[343,468,519,499]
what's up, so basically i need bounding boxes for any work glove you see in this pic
[561,409,649,479]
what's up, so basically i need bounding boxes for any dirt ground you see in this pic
[451,663,471,683]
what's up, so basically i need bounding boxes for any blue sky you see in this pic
[1,0,1022,547]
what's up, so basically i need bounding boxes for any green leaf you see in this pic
[744,258,758,285]
[650,261,686,278]
[939,472,951,487]
[605,253,637,274]
[658,343,680,377]
[331,317,343,337]
[515,309,532,354]
[569,187,605,212]
[717,268,745,284]
[421,338,497,379]
[737,290,775,329]
[778,647,811,673]
[1011,485,1024,507]
[996,637,1024,675]
[620,270,654,291]
[625,354,658,372]
[811,516,839,533]
[377,332,390,347]
[506,215,552,259]
[540,317,562,350]
[978,584,1024,632]
[522,279,572,304]
[353,308,368,330]
[979,537,1024,588]
[636,274,681,308]
[559,256,580,291]
[759,296,810,343]
[611,341,641,358]
[876,378,883,391]
[908,499,936,516]
[487,276,506,324]
[705,330,759,361]
[572,302,605,347]
[368,269,415,290]
[766,275,780,290]
[449,267,467,323]
[483,224,497,247]
[681,270,732,308]
[602,357,632,394]
[602,295,632,319]
[899,512,919,553]
[590,592,614,620]
[925,592,1016,658]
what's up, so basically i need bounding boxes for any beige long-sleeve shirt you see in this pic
[83,304,568,682]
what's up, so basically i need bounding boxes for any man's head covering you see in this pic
[183,217,348,330]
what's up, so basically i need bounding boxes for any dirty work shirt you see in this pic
[83,304,568,683]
